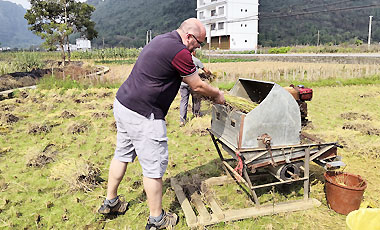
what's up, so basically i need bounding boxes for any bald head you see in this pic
[178,18,206,39]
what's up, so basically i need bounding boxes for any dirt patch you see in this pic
[27,144,58,167]
[29,96,43,104]
[190,128,209,136]
[131,180,142,189]
[60,111,75,119]
[340,112,372,121]
[67,122,90,134]
[79,92,95,98]
[96,92,112,98]
[358,146,380,159]
[4,113,19,124]
[0,104,16,112]
[104,104,113,110]
[73,98,87,104]
[110,121,117,132]
[342,122,380,136]
[19,91,29,99]
[84,103,96,110]
[0,69,51,92]
[0,147,12,157]
[0,62,100,92]
[28,123,55,135]
[52,64,96,81]
[54,99,64,103]
[71,162,102,192]
[91,112,109,119]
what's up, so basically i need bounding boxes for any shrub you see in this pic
[268,47,291,54]
[355,39,363,46]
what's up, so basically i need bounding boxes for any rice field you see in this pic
[205,61,380,84]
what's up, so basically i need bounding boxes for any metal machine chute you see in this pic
[209,78,344,205]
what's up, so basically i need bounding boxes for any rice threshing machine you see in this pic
[209,78,344,205]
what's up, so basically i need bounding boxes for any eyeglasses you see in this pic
[190,34,205,47]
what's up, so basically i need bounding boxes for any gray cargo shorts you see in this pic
[113,98,168,178]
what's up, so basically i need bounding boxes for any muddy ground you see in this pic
[0,61,97,92]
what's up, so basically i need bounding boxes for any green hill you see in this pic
[89,0,380,48]
[0,0,42,48]
[258,0,380,46]
[88,0,196,48]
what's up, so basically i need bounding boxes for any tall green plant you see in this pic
[13,52,45,72]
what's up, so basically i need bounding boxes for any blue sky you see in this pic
[4,0,30,8]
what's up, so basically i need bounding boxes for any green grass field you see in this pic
[1,66,380,229]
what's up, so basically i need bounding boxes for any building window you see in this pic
[245,24,247,27]
[211,23,216,30]
[199,11,204,19]
[245,9,248,12]
[218,22,224,29]
[245,40,248,42]
[211,0,217,2]
[211,9,216,16]
[218,6,224,15]
[241,9,243,12]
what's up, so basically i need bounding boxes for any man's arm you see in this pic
[183,73,225,104]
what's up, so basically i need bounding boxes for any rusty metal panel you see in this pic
[211,104,243,149]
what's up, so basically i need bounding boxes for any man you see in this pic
[179,50,212,126]
[98,18,225,230]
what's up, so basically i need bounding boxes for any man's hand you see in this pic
[184,73,225,104]
[214,90,225,104]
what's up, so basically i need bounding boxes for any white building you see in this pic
[196,0,259,51]
[76,38,91,50]
[62,38,91,51]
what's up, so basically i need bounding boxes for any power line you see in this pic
[204,2,379,25]
[297,0,355,12]
[262,0,318,13]
[260,4,380,19]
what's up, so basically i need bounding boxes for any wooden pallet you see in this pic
[171,175,321,228]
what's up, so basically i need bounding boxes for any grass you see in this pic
[214,74,380,91]
[1,61,380,229]
[94,59,137,65]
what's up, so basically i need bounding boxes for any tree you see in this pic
[25,0,97,66]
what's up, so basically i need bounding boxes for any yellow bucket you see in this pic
[346,208,380,230]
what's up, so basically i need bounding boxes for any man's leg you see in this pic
[179,85,190,124]
[98,157,129,214]
[143,176,163,217]
[107,158,128,200]
[192,94,201,117]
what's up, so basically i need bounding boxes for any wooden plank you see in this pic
[170,178,197,227]
[309,145,335,161]
[222,161,251,189]
[251,177,308,189]
[200,180,225,220]
[206,195,225,220]
[304,147,310,200]
[203,175,233,187]
[202,198,321,226]
[186,185,211,224]
[172,175,322,228]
